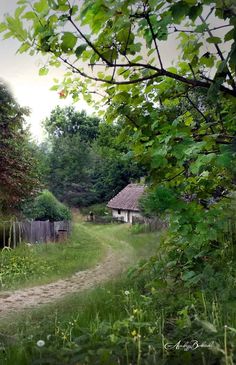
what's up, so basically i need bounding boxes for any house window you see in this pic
[118,209,121,215]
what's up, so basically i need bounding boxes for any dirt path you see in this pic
[0,244,133,317]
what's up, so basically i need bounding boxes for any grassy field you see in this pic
[1,263,234,365]
[0,218,163,365]
[0,214,161,291]
[0,220,105,290]
[0,219,234,365]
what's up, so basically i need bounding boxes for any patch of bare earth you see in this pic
[0,245,133,317]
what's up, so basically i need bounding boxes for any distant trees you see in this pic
[43,106,145,206]
[0,80,40,214]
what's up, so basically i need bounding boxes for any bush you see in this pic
[81,203,109,217]
[22,190,71,221]
[130,223,146,234]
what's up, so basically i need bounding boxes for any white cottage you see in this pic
[107,184,145,223]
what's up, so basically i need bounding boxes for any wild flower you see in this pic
[124,290,130,296]
[36,340,45,348]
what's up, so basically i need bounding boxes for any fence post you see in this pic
[18,222,22,245]
[3,223,6,248]
[13,222,16,249]
[8,222,12,248]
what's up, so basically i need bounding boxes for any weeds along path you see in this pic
[0,223,136,316]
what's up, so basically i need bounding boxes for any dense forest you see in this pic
[40,106,146,207]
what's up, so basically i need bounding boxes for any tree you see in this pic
[43,106,145,206]
[1,0,235,95]
[1,0,236,287]
[0,80,40,214]
[0,0,235,204]
[44,106,100,142]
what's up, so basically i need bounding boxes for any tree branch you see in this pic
[185,94,214,133]
[145,13,163,69]
[68,14,112,66]
[199,15,236,91]
[58,56,236,96]
[171,24,231,34]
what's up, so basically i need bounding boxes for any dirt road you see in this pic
[0,245,132,316]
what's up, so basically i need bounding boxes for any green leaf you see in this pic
[61,32,77,52]
[224,28,234,42]
[229,43,236,71]
[15,5,27,18]
[39,67,49,76]
[34,0,48,13]
[0,22,7,33]
[17,42,31,53]
[71,5,79,16]
[206,36,222,44]
[195,23,207,33]
[194,319,217,333]
[23,11,37,20]
[75,44,87,58]
[188,4,203,21]
[182,271,196,281]
[171,1,189,22]
[50,84,60,90]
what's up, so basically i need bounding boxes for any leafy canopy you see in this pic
[1,1,235,206]
[0,80,41,214]
[42,106,144,207]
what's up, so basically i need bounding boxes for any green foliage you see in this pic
[80,203,108,216]
[129,223,146,234]
[22,190,71,221]
[141,195,236,299]
[0,247,51,289]
[43,106,145,207]
[44,106,100,142]
[1,272,236,365]
[0,80,41,213]
[1,2,236,363]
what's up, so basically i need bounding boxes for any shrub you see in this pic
[81,203,109,217]
[22,190,71,221]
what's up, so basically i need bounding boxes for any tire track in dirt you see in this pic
[0,244,133,317]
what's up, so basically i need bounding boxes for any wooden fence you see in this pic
[0,220,71,248]
[132,216,168,231]
[86,215,124,224]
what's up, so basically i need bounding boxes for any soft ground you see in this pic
[0,219,160,317]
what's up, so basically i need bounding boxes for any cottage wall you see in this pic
[129,211,142,223]
[112,209,142,223]
[112,209,128,222]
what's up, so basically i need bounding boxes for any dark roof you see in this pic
[107,184,145,212]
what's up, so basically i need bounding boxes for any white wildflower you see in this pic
[37,340,45,348]
[124,290,130,296]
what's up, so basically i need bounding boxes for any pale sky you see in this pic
[0,1,230,142]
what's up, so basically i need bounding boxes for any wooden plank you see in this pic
[3,223,5,248]
[13,222,16,249]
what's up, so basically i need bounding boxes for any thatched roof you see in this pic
[107,184,145,212]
